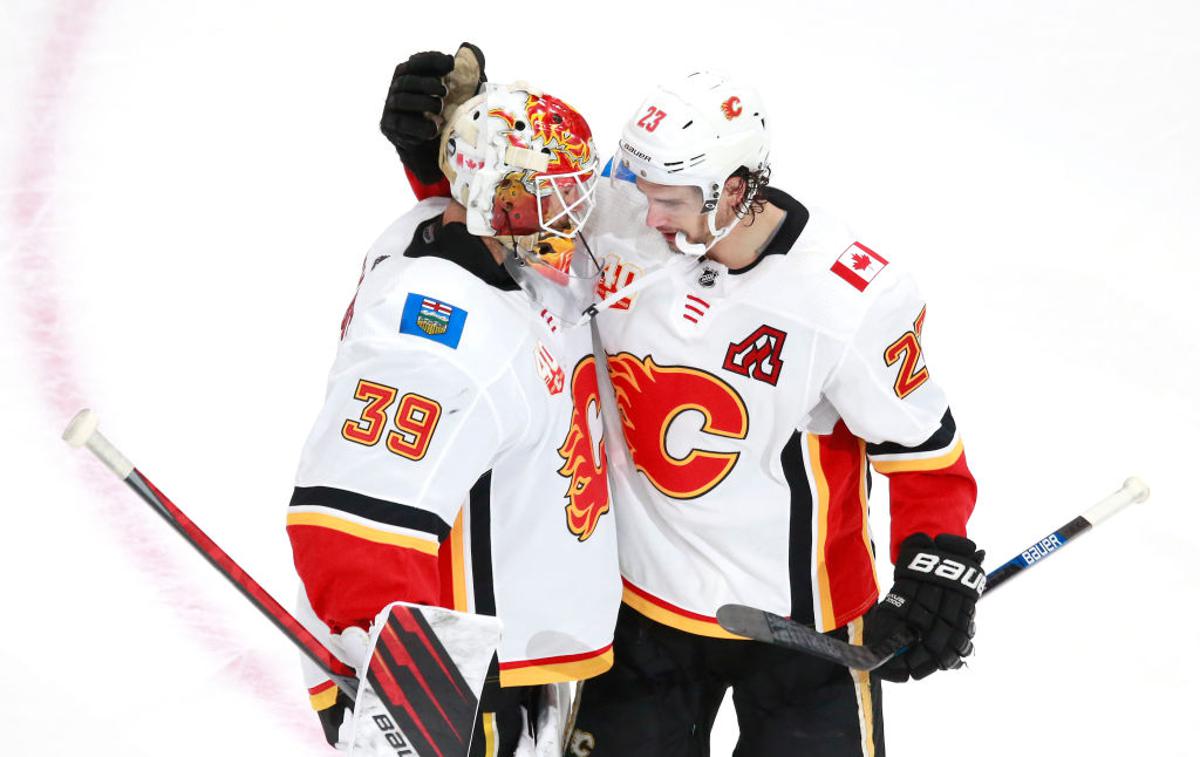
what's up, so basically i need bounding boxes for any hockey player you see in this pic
[288,78,621,755]
[385,49,983,756]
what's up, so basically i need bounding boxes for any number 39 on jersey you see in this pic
[342,378,442,461]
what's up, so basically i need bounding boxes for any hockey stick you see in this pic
[716,477,1150,670]
[62,409,360,699]
[561,680,585,756]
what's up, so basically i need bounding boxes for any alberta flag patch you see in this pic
[400,293,468,348]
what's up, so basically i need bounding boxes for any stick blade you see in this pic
[717,604,905,671]
[715,603,773,640]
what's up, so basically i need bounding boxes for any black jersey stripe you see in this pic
[865,408,958,457]
[468,471,497,617]
[289,485,452,540]
[783,431,816,626]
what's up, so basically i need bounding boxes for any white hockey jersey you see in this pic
[288,198,621,695]
[586,179,977,636]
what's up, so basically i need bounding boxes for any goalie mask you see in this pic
[615,72,770,255]
[440,83,602,323]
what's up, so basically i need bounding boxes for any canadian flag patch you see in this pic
[831,242,889,292]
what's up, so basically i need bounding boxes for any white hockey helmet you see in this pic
[616,72,770,253]
[440,82,600,244]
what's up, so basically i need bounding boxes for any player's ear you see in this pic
[723,174,747,209]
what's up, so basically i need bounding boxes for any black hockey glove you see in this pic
[380,42,486,184]
[864,532,985,682]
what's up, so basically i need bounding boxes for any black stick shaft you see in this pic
[984,515,1093,594]
[64,411,364,697]
[717,478,1149,670]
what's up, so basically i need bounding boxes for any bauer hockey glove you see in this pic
[864,532,985,682]
[380,42,486,183]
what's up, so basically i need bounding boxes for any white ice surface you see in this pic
[2,2,1197,755]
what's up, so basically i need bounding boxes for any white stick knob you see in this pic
[1084,476,1150,526]
[62,408,99,447]
[62,409,134,479]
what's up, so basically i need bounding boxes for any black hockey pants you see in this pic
[569,604,885,756]
[469,668,541,757]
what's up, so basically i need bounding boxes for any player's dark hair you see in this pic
[729,165,771,223]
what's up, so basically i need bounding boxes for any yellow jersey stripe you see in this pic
[869,438,964,474]
[286,511,439,555]
[450,508,468,612]
[498,648,614,687]
[621,586,746,640]
[807,434,836,632]
[481,711,497,757]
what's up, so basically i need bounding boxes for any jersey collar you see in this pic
[405,216,521,291]
[727,187,810,276]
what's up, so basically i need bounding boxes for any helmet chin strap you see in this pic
[674,202,739,256]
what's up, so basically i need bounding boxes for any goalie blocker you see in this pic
[323,602,500,755]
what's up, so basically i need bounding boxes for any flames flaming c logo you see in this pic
[558,355,610,541]
[721,96,742,120]
[607,353,749,500]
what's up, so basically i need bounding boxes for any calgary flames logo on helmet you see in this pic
[607,352,749,500]
[525,94,596,176]
[720,95,743,120]
[558,355,610,541]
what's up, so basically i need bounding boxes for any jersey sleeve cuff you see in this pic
[867,408,962,474]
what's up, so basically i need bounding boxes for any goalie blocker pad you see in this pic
[348,602,501,756]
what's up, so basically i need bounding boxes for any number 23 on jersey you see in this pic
[884,306,929,399]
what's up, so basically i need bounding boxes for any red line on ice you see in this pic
[8,1,310,736]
